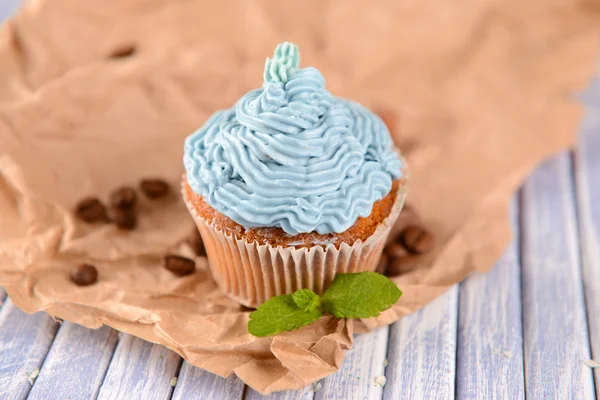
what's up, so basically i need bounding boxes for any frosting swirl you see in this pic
[184,43,403,235]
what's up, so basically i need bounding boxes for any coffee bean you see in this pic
[386,204,419,245]
[75,197,108,223]
[109,186,137,210]
[140,179,170,199]
[108,44,136,59]
[163,254,196,276]
[376,253,389,275]
[385,242,409,259]
[401,226,434,254]
[108,207,137,230]
[190,230,206,256]
[387,255,419,277]
[70,263,98,286]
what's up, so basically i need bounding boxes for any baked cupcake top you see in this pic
[184,43,403,236]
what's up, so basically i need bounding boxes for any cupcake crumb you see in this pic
[374,376,386,387]
[583,359,600,368]
[311,382,322,392]
[26,369,39,385]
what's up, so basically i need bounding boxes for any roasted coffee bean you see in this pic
[109,186,137,210]
[163,254,196,276]
[386,255,419,277]
[108,207,137,230]
[190,230,206,256]
[75,197,108,223]
[140,179,170,199]
[108,44,136,58]
[401,226,434,254]
[70,263,98,286]
[386,204,419,245]
[376,253,389,275]
[385,242,409,259]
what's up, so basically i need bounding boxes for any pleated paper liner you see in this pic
[182,177,407,307]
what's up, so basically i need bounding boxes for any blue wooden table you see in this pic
[1,3,599,400]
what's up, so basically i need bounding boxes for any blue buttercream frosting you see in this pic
[184,43,403,235]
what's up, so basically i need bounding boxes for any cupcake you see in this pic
[183,43,407,307]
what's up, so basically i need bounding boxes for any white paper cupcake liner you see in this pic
[182,178,407,307]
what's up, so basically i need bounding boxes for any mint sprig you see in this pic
[248,272,402,337]
[248,292,323,337]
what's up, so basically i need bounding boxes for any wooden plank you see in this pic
[574,84,600,396]
[27,322,119,400]
[245,384,314,400]
[0,298,59,400]
[456,198,525,399]
[521,153,595,399]
[314,326,388,400]
[96,334,182,400]
[383,285,458,400]
[172,362,245,400]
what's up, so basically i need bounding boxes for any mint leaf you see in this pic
[247,273,401,337]
[292,289,321,312]
[321,272,402,318]
[248,293,323,337]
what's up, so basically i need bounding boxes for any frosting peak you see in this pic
[184,43,403,235]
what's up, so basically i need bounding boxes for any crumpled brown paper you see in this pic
[1,0,599,394]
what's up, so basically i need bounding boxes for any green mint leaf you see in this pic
[321,272,402,319]
[248,292,323,337]
[291,289,321,312]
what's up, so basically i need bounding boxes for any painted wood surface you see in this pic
[0,299,59,400]
[456,199,525,400]
[172,362,245,400]
[245,384,314,400]
[27,323,119,400]
[521,153,595,400]
[383,285,459,400]
[0,0,19,21]
[96,334,182,400]
[575,79,600,396]
[314,326,389,400]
